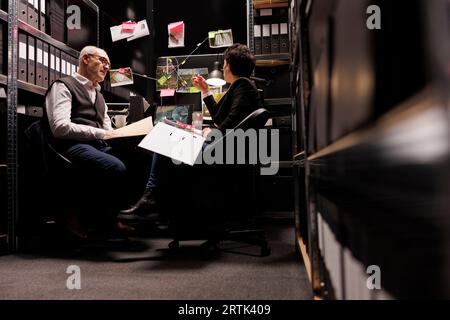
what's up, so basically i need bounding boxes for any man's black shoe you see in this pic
[117,189,161,221]
[120,189,158,215]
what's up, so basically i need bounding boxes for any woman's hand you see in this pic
[192,75,209,94]
[202,127,212,138]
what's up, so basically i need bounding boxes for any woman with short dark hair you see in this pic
[119,43,263,220]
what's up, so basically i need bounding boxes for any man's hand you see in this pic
[103,130,120,140]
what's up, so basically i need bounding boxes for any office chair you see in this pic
[22,120,78,241]
[163,108,272,256]
[24,121,133,245]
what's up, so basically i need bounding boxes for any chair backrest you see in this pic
[23,121,76,226]
[216,108,270,148]
[204,108,270,166]
[24,120,50,175]
[24,120,73,169]
[209,108,270,145]
[234,108,270,131]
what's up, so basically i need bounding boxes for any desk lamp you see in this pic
[206,61,226,87]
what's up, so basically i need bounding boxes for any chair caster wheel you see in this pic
[200,240,219,257]
[168,240,179,250]
[261,246,271,257]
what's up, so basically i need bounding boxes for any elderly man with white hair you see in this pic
[44,45,131,239]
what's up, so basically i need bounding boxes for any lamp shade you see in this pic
[206,61,226,86]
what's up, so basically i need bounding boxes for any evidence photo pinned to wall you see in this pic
[168,21,185,48]
[110,19,150,42]
[208,29,233,48]
[177,68,209,93]
[156,58,178,91]
[121,21,137,33]
[109,67,134,87]
[127,19,150,42]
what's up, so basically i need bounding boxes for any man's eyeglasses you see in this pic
[89,54,110,68]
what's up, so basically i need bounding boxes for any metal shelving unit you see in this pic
[6,0,19,253]
[18,19,80,58]
[250,0,295,217]
[12,0,100,98]
[2,0,99,253]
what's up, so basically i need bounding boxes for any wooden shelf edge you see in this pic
[17,80,47,96]
[296,233,312,284]
[0,74,7,85]
[256,60,290,67]
[254,3,289,9]
[0,9,7,22]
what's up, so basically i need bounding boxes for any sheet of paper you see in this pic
[160,88,176,97]
[106,116,154,139]
[110,24,133,42]
[127,19,150,41]
[138,122,205,166]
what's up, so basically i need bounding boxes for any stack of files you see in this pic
[19,0,28,24]
[279,23,289,53]
[16,1,47,33]
[27,0,39,29]
[18,38,80,88]
[42,42,49,87]
[39,0,46,32]
[271,23,280,54]
[254,24,262,54]
[49,46,57,83]
[48,0,64,42]
[35,39,44,87]
[254,4,290,55]
[262,24,271,54]
[27,35,35,84]
[18,32,27,82]
[35,40,50,88]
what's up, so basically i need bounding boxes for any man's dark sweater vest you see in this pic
[43,76,107,150]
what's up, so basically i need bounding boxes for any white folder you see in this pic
[138,122,205,166]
